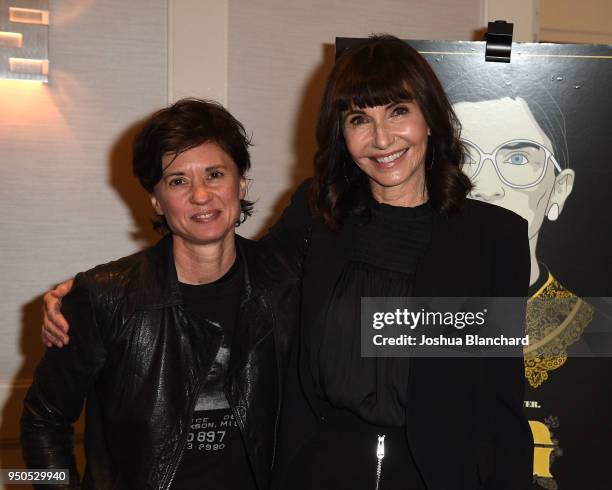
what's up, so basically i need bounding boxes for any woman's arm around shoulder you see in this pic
[21,271,108,484]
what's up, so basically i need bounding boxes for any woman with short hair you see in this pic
[22,98,298,490]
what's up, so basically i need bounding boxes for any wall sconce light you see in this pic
[0,0,49,82]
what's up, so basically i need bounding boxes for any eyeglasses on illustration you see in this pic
[461,139,562,189]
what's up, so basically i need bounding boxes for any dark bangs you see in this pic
[333,51,416,114]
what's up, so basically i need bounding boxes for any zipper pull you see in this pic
[375,435,386,490]
[377,434,385,460]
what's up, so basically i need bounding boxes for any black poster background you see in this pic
[337,39,612,489]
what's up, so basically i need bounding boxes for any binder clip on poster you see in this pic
[485,20,514,63]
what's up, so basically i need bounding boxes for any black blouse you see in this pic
[313,200,433,426]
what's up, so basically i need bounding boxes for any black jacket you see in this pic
[21,235,299,490]
[263,181,534,490]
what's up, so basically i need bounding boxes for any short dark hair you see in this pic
[132,98,254,233]
[312,34,471,228]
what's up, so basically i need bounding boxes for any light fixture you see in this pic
[0,0,49,82]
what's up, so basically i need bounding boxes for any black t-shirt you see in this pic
[171,256,256,490]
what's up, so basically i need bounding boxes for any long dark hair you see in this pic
[312,34,471,228]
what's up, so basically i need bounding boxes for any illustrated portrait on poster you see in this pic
[447,60,594,388]
[409,40,612,489]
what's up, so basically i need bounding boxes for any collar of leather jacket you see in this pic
[124,233,291,315]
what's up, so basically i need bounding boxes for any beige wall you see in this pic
[540,0,612,43]
[476,0,612,44]
[168,0,228,104]
[0,0,167,475]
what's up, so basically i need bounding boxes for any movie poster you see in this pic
[338,38,612,489]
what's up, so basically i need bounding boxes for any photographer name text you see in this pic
[372,334,530,347]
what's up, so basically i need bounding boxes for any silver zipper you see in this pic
[375,434,385,490]
[162,377,204,490]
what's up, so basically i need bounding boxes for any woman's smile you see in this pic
[190,209,222,223]
[370,148,408,166]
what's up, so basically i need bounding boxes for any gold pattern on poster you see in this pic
[524,273,593,388]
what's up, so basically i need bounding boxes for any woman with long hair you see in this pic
[265,35,532,490]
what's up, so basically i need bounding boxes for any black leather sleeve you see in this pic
[21,273,107,488]
[259,179,313,277]
[484,214,534,489]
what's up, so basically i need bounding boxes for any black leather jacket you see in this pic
[21,235,299,490]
